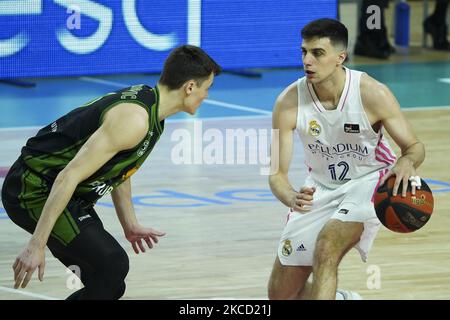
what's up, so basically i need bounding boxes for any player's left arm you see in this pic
[111,178,165,254]
[361,74,425,197]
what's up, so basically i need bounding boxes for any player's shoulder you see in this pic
[360,73,391,97]
[105,85,154,122]
[102,102,149,139]
[360,73,394,109]
[272,80,299,129]
[274,80,298,112]
[360,72,381,87]
[101,104,149,150]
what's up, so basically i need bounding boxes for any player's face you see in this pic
[301,37,346,83]
[183,72,214,115]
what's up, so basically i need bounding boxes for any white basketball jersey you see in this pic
[296,67,396,189]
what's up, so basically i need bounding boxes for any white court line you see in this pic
[0,285,59,300]
[402,105,450,111]
[0,126,41,132]
[79,76,271,115]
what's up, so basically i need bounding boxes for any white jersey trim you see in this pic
[305,67,352,112]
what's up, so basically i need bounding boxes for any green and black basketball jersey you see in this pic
[21,84,164,205]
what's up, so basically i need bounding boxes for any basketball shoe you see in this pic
[336,289,363,300]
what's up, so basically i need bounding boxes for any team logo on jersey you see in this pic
[121,84,144,100]
[137,131,154,157]
[307,142,369,161]
[282,239,293,256]
[308,120,321,137]
[93,183,114,196]
[137,139,150,157]
[78,214,91,222]
[344,123,360,133]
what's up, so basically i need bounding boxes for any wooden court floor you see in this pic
[0,108,449,300]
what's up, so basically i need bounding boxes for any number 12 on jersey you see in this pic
[328,161,350,181]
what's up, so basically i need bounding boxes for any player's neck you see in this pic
[157,84,184,121]
[312,67,346,108]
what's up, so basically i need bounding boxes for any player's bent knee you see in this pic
[113,282,126,299]
[93,250,129,299]
[268,260,306,300]
[101,249,130,283]
[111,250,130,280]
[313,239,341,267]
[268,271,290,299]
[268,285,298,300]
[267,278,285,300]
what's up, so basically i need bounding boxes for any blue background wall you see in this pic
[0,0,337,78]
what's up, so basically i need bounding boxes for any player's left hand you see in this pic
[125,224,166,254]
[13,240,46,289]
[379,157,419,197]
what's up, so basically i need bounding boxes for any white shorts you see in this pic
[277,172,382,266]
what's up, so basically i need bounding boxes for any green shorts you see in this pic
[2,157,102,246]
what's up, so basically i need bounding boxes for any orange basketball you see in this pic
[374,176,434,233]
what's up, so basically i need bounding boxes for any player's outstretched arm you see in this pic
[111,178,165,254]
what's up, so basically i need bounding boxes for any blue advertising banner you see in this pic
[0,0,337,78]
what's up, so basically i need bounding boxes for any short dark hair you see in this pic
[301,18,348,49]
[159,45,222,90]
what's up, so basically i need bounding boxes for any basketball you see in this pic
[374,176,434,233]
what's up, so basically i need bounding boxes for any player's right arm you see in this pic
[269,82,314,213]
[12,103,149,289]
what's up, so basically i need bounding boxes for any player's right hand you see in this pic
[13,241,45,289]
[290,186,316,213]
[125,224,166,254]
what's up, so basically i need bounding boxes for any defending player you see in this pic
[2,45,221,299]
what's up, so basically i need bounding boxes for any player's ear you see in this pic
[337,51,347,65]
[183,80,196,96]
